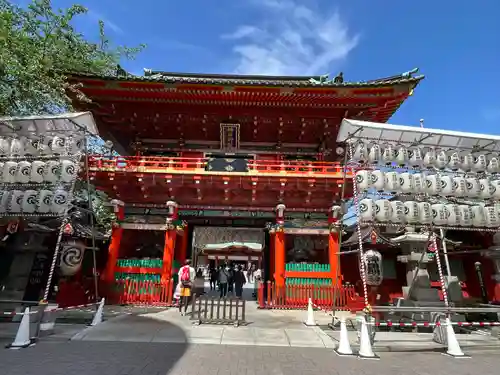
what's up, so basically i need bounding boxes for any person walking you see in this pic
[178,259,196,316]
[209,266,218,291]
[233,265,247,298]
[218,264,230,298]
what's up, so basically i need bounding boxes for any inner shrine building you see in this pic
[69,69,423,289]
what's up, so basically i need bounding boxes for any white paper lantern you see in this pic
[404,201,420,223]
[473,154,487,173]
[352,141,368,163]
[484,206,500,228]
[30,160,46,183]
[453,176,467,197]
[395,146,408,166]
[466,177,481,198]
[448,152,461,171]
[0,162,4,183]
[0,191,9,213]
[60,159,78,183]
[3,161,18,184]
[461,154,474,172]
[359,198,375,221]
[59,241,86,276]
[390,201,405,223]
[439,175,455,197]
[22,137,39,157]
[385,171,399,192]
[15,161,31,184]
[0,137,10,156]
[459,205,473,226]
[37,190,53,213]
[368,144,381,164]
[479,178,495,200]
[364,250,383,286]
[355,170,371,191]
[50,189,69,214]
[424,174,441,195]
[370,170,385,191]
[374,199,392,222]
[434,150,448,170]
[381,144,395,165]
[487,157,500,174]
[418,202,433,224]
[432,204,448,226]
[471,205,486,227]
[445,204,461,226]
[423,148,436,169]
[67,136,85,154]
[399,172,414,193]
[38,135,53,156]
[8,190,24,213]
[43,160,61,183]
[9,137,24,157]
[408,147,424,168]
[412,172,425,193]
[21,190,38,213]
[491,180,500,200]
[51,135,66,155]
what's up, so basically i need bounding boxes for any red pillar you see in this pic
[269,232,275,281]
[274,230,285,286]
[103,200,125,282]
[329,231,341,287]
[178,225,188,262]
[162,229,177,282]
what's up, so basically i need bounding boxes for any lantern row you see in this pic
[0,188,73,215]
[0,135,84,158]
[351,142,499,174]
[358,198,500,228]
[0,159,79,185]
[355,169,500,200]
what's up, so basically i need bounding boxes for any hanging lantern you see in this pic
[30,160,46,183]
[367,143,381,164]
[352,141,368,163]
[355,170,371,191]
[363,250,383,286]
[50,189,69,214]
[374,199,392,222]
[473,154,487,173]
[395,146,408,166]
[166,200,178,221]
[15,160,31,184]
[21,190,38,213]
[448,152,461,171]
[59,241,85,276]
[60,159,77,183]
[408,147,424,168]
[275,203,286,225]
[381,144,395,165]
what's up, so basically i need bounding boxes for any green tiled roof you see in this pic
[69,68,424,88]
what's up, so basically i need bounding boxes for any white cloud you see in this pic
[224,0,359,76]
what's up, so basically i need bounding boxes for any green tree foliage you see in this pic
[0,0,144,115]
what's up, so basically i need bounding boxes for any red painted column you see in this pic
[162,229,177,282]
[103,200,125,282]
[269,232,275,281]
[178,224,188,263]
[329,230,341,287]
[274,230,285,286]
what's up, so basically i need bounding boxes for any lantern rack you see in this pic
[334,118,500,320]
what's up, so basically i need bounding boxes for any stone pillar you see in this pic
[103,199,125,282]
[161,201,178,282]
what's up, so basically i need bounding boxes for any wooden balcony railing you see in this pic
[88,156,350,178]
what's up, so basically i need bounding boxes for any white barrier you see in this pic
[303,298,318,326]
[6,307,34,349]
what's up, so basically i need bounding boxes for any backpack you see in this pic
[180,266,191,287]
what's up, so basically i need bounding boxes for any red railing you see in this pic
[88,156,348,177]
[257,282,364,312]
[102,279,175,306]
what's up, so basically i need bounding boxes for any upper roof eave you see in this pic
[67,70,424,89]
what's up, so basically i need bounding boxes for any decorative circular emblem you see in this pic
[55,138,65,147]
[440,180,447,188]
[43,195,52,205]
[51,165,60,175]
[53,194,67,205]
[375,205,380,213]
[360,203,368,213]
[426,179,432,188]
[65,164,76,175]
[36,166,44,175]
[355,174,364,184]
[466,182,473,189]
[16,195,22,205]
[453,180,458,188]
[399,177,405,186]
[61,245,84,268]
[20,166,30,176]
[370,174,378,183]
[404,206,409,214]
[432,208,437,218]
[8,166,16,176]
[480,183,485,191]
[26,195,37,205]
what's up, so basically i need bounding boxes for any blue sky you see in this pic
[19,0,500,133]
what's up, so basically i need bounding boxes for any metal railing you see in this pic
[88,156,348,178]
[191,294,246,326]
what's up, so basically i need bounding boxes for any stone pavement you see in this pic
[1,341,500,375]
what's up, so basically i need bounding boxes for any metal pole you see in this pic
[439,228,452,277]
[84,136,100,302]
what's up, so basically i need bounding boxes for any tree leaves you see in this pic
[0,0,145,116]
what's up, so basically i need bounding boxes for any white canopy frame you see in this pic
[0,111,99,137]
[337,119,500,153]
